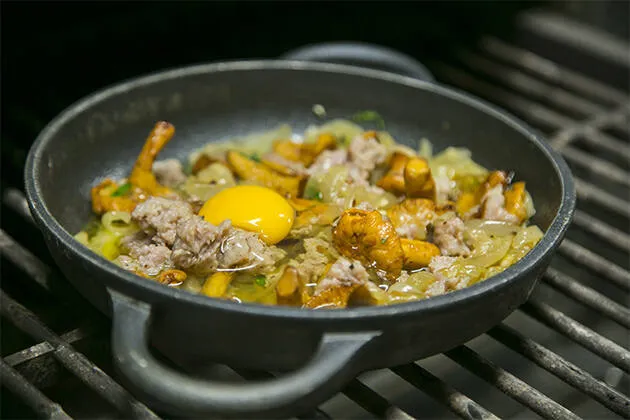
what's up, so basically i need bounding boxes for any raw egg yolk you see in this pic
[198,185,295,245]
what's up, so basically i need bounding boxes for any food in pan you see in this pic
[76,117,543,309]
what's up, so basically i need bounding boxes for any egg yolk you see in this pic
[198,185,295,245]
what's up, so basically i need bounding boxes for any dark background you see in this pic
[1,1,543,191]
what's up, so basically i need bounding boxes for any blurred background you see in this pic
[1,1,629,419]
[2,0,628,190]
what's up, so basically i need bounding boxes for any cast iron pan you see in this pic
[24,42,576,418]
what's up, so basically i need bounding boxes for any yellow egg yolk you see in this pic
[198,185,295,245]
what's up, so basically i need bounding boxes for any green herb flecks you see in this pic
[254,275,267,287]
[380,238,387,244]
[351,110,385,129]
[338,135,350,147]
[304,185,323,201]
[238,151,261,162]
[111,183,132,197]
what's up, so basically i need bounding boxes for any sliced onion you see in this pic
[513,225,543,249]
[463,235,513,268]
[350,282,390,306]
[465,219,521,237]
[303,119,364,145]
[189,124,293,164]
[102,211,138,236]
[88,229,121,260]
[388,271,436,297]
[429,147,489,179]
[74,231,89,246]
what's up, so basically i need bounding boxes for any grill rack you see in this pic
[1,22,629,420]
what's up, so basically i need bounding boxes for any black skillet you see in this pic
[24,42,575,418]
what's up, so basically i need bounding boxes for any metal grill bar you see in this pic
[479,37,628,105]
[0,229,55,292]
[3,188,34,223]
[522,300,630,373]
[611,114,630,133]
[571,210,630,253]
[342,378,416,420]
[444,346,580,420]
[0,358,72,420]
[574,178,630,218]
[430,60,630,207]
[429,62,574,130]
[234,369,381,420]
[433,53,630,161]
[1,160,627,419]
[580,129,630,162]
[1,191,413,420]
[454,49,603,116]
[558,240,630,292]
[543,268,630,328]
[488,324,630,418]
[562,146,630,186]
[236,367,415,419]
[5,327,94,367]
[549,106,629,150]
[391,364,499,420]
[0,291,160,420]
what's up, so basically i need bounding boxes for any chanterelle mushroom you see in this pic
[332,209,404,281]
[377,153,436,200]
[91,121,176,214]
[386,198,436,240]
[226,150,303,197]
[272,133,337,167]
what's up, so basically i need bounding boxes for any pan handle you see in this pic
[108,290,380,417]
[280,41,434,82]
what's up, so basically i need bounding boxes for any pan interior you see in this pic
[35,64,563,248]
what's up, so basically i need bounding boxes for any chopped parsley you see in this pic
[304,185,323,201]
[254,275,266,287]
[351,110,385,129]
[239,151,261,162]
[111,183,132,197]
[380,238,387,244]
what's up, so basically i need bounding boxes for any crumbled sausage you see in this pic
[153,159,187,188]
[481,185,519,224]
[315,257,369,294]
[171,217,283,275]
[432,216,471,256]
[348,135,387,180]
[131,197,194,246]
[433,171,453,205]
[428,255,458,273]
[263,153,308,176]
[355,201,375,211]
[117,232,172,276]
[292,237,337,283]
[426,255,462,296]
[307,149,348,175]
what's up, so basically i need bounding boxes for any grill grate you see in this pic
[1,18,629,420]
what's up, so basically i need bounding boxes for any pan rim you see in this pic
[24,59,576,322]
